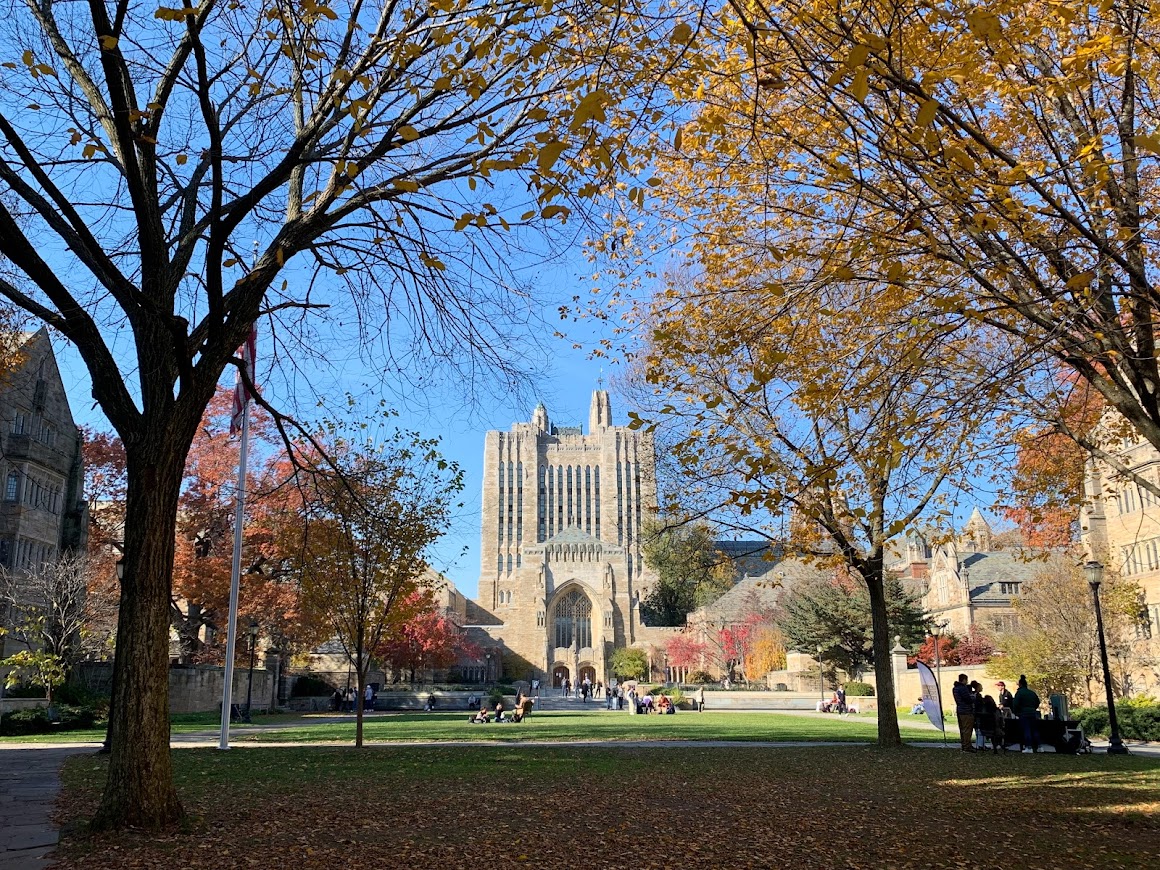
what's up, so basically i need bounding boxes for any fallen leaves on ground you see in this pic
[53,746,1160,868]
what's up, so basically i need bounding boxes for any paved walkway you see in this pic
[0,747,89,869]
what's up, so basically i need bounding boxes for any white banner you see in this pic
[916,660,944,733]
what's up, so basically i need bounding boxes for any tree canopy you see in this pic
[0,0,691,827]
[639,516,734,626]
[778,571,927,679]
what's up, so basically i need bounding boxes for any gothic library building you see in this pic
[468,391,666,686]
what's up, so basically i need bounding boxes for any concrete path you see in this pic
[0,747,89,869]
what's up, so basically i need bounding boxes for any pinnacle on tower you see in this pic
[532,401,550,433]
[589,389,612,432]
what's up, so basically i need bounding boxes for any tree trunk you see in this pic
[354,644,365,748]
[91,447,185,830]
[865,568,902,749]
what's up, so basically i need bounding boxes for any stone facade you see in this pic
[0,329,87,659]
[468,391,658,686]
[892,510,1025,636]
[1081,436,1160,690]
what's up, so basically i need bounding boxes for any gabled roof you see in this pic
[543,526,602,546]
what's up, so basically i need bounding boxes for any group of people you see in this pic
[815,686,855,715]
[469,691,534,724]
[557,675,604,701]
[330,685,376,713]
[951,673,1041,753]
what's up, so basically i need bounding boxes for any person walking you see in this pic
[694,685,705,713]
[1012,674,1041,753]
[951,673,976,752]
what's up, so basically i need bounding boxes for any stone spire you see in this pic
[961,507,993,552]
[588,389,612,432]
[532,401,550,433]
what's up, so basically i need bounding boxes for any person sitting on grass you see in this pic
[494,701,506,723]
[911,698,925,715]
[470,707,490,724]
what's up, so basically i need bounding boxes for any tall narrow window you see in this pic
[557,465,564,530]
[566,466,573,526]
[594,467,601,539]
[585,466,592,534]
[616,461,624,544]
[4,472,17,502]
[553,589,592,650]
[497,460,505,548]
[547,466,555,537]
[516,462,523,542]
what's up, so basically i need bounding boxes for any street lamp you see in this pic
[1084,560,1129,755]
[485,652,492,687]
[243,619,258,724]
[816,644,824,706]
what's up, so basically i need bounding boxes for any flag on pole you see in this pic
[230,326,257,435]
[916,660,945,732]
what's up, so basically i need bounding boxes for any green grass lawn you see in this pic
[230,709,944,744]
[1,708,941,745]
[54,744,1160,869]
[0,711,303,744]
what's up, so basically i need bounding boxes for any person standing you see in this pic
[364,683,374,713]
[951,674,976,752]
[996,681,1014,710]
[695,686,705,713]
[1012,674,1041,753]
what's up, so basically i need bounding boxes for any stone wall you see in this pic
[72,662,278,714]
[769,646,997,711]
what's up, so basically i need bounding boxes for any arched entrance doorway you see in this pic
[552,666,570,689]
[578,665,597,692]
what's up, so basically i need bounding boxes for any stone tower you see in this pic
[474,390,657,684]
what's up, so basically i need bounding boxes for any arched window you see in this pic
[554,589,592,650]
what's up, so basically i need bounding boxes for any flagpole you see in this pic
[218,392,251,750]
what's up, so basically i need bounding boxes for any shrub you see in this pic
[648,686,685,705]
[844,681,875,697]
[487,688,505,707]
[0,707,50,735]
[686,670,714,685]
[56,684,111,715]
[57,705,97,729]
[290,675,334,697]
[1075,702,1160,741]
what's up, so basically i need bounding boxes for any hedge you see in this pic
[1074,700,1160,742]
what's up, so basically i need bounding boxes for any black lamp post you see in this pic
[485,652,492,686]
[816,644,824,706]
[1084,560,1129,755]
[243,619,258,724]
[99,556,127,754]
